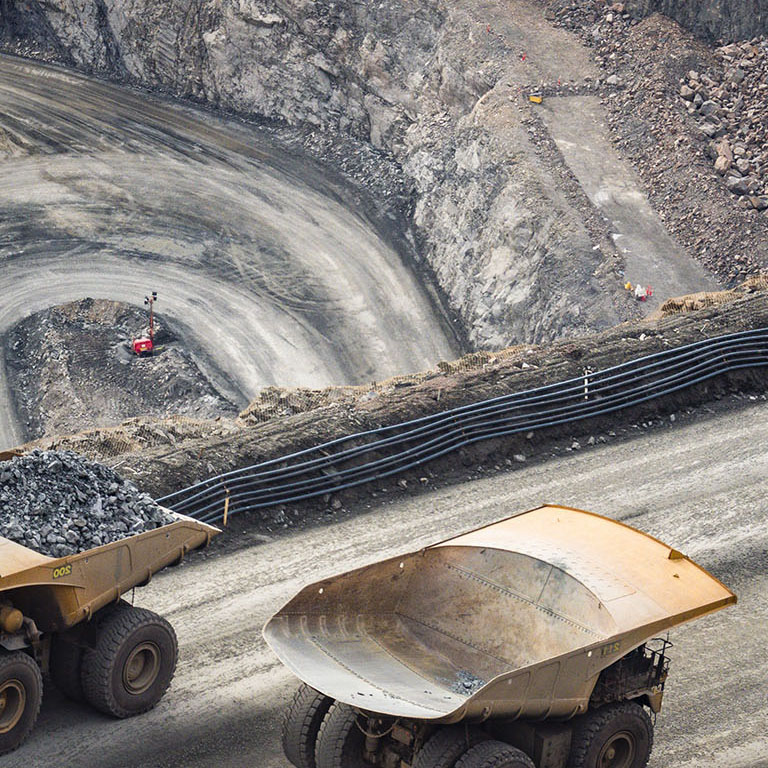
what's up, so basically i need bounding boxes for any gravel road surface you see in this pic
[0,54,459,449]
[8,399,766,767]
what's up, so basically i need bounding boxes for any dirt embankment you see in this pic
[29,281,768,501]
[5,298,236,439]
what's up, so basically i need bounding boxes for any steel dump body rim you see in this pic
[0,510,220,632]
[264,505,736,722]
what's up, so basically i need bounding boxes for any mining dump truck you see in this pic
[0,511,218,754]
[265,505,736,768]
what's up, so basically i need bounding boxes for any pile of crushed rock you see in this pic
[680,38,768,211]
[0,450,176,558]
[5,298,238,441]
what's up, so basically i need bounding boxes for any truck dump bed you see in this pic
[264,505,735,722]
[0,511,219,632]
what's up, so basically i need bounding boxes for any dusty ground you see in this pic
[538,94,719,297]
[5,397,766,767]
[0,5,766,763]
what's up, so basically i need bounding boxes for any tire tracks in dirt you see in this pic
[0,55,459,448]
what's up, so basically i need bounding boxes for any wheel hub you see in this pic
[123,641,161,695]
[598,730,636,768]
[0,680,25,733]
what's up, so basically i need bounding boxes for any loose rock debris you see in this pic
[447,670,487,695]
[681,39,768,210]
[5,299,238,440]
[547,1,768,281]
[0,450,176,558]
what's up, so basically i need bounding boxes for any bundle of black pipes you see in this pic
[159,328,768,523]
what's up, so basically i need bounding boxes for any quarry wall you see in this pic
[0,0,627,349]
[626,0,768,42]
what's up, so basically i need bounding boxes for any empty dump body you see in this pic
[0,511,219,633]
[264,505,735,723]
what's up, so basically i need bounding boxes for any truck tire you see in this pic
[0,651,43,755]
[567,702,653,768]
[282,683,334,768]
[52,600,132,703]
[413,725,489,768]
[50,636,84,702]
[314,701,367,768]
[455,741,535,768]
[81,606,178,718]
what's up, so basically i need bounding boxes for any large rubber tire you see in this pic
[314,701,367,768]
[50,636,85,702]
[51,601,133,704]
[455,741,535,768]
[282,683,334,768]
[413,725,489,768]
[81,606,178,718]
[567,702,653,768]
[0,651,43,756]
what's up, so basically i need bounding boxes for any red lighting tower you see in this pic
[132,291,157,356]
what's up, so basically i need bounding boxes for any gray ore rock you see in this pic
[0,449,176,558]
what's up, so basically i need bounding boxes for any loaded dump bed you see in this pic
[0,511,218,633]
[264,505,735,722]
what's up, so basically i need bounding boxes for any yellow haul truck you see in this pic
[265,505,736,768]
[0,512,218,754]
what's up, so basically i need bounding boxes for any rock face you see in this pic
[0,0,627,349]
[0,449,176,557]
[624,0,768,42]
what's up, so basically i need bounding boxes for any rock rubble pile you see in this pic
[680,39,768,211]
[6,299,237,441]
[0,450,176,558]
[448,670,487,695]
[547,0,767,280]
[550,0,634,37]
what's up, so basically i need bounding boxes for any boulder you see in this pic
[726,176,750,195]
[714,155,731,174]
